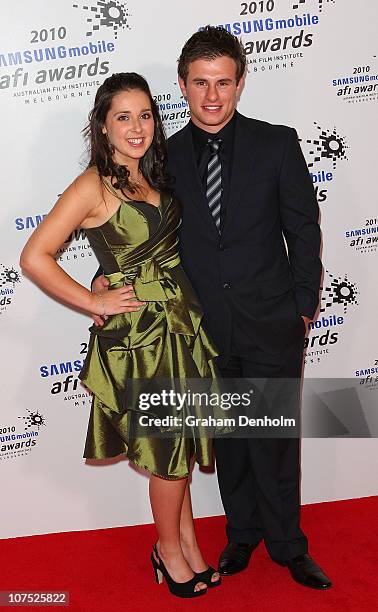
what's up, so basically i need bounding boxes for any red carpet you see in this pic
[1,497,377,611]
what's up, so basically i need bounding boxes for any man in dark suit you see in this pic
[93,26,331,589]
[169,26,331,590]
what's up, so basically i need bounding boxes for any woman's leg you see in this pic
[180,481,220,583]
[149,474,206,592]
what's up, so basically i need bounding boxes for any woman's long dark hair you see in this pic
[84,72,172,194]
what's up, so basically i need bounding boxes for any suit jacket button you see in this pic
[222,282,231,290]
[219,242,224,251]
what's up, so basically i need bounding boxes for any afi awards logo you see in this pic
[0,1,132,105]
[203,0,336,74]
[38,341,92,408]
[304,270,358,365]
[344,217,378,256]
[155,83,190,137]
[0,409,45,462]
[355,357,378,393]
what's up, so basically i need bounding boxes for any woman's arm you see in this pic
[20,171,138,316]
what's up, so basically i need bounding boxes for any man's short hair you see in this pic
[178,26,247,84]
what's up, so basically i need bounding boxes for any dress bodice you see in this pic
[85,190,172,279]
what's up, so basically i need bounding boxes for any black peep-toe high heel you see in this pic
[151,544,207,598]
[195,566,222,588]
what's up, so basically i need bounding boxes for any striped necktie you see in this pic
[206,138,222,232]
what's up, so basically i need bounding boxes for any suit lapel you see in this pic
[223,113,259,234]
[172,124,222,239]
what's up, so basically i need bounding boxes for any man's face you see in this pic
[178,55,245,133]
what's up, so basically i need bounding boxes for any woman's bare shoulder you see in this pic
[71,166,104,201]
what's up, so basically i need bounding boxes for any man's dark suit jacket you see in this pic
[167,111,322,363]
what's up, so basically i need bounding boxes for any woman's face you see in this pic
[102,89,155,166]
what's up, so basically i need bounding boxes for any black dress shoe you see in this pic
[286,554,332,589]
[218,542,254,576]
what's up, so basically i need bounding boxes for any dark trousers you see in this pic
[214,338,308,563]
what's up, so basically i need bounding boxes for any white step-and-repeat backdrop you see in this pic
[1,0,377,539]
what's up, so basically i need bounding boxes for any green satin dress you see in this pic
[79,180,220,479]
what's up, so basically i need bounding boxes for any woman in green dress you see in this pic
[20,72,221,598]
